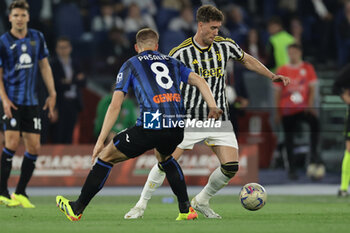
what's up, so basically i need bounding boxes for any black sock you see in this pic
[0,148,15,197]
[15,152,37,196]
[72,158,113,215]
[159,157,190,213]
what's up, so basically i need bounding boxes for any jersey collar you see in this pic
[191,37,213,53]
[140,50,155,55]
[8,30,29,40]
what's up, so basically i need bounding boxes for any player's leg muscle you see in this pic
[212,145,239,164]
[172,147,185,160]
[22,133,40,154]
[98,140,129,165]
[4,131,20,151]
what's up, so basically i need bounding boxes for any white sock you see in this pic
[195,167,230,205]
[135,163,166,208]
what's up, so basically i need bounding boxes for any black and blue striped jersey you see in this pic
[115,50,192,128]
[0,29,49,106]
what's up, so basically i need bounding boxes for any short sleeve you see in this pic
[38,32,49,60]
[169,46,181,60]
[179,61,191,83]
[115,62,133,93]
[224,38,244,61]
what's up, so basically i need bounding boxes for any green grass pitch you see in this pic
[1,195,350,233]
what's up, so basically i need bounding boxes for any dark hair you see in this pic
[136,28,159,44]
[268,17,282,26]
[56,36,71,44]
[196,5,224,23]
[9,0,29,12]
[288,43,302,51]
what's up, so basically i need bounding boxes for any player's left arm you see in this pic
[240,52,290,86]
[39,57,57,118]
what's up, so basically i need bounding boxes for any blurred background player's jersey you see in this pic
[275,62,317,116]
[0,29,49,105]
[115,50,192,127]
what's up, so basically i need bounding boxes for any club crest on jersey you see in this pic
[216,51,222,61]
[21,44,27,52]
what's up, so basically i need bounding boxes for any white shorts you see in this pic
[177,121,238,150]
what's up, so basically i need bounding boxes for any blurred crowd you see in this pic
[1,0,350,76]
[1,0,349,152]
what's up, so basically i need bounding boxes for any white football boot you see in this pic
[191,197,222,219]
[124,206,145,219]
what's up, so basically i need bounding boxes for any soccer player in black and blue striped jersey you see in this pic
[56,28,222,221]
[0,0,56,208]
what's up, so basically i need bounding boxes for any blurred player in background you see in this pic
[56,28,222,221]
[275,44,324,180]
[125,5,290,219]
[333,64,350,197]
[0,0,56,208]
[94,89,137,144]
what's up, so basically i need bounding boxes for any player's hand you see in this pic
[271,74,290,86]
[2,98,18,119]
[43,94,56,119]
[208,107,223,120]
[92,141,104,165]
[49,108,59,123]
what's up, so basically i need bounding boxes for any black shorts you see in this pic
[113,126,184,158]
[345,106,350,140]
[3,105,41,134]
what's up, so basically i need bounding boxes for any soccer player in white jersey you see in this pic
[125,5,290,219]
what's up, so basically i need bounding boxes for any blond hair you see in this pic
[136,28,159,47]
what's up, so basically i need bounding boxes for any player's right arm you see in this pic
[187,72,223,119]
[92,62,132,163]
[92,91,125,163]
[241,52,290,86]
[0,67,17,119]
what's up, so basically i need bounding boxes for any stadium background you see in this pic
[0,0,349,186]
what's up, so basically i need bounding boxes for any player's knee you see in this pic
[27,144,40,155]
[221,161,239,178]
[5,137,20,151]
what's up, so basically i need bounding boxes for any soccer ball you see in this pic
[239,183,267,211]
